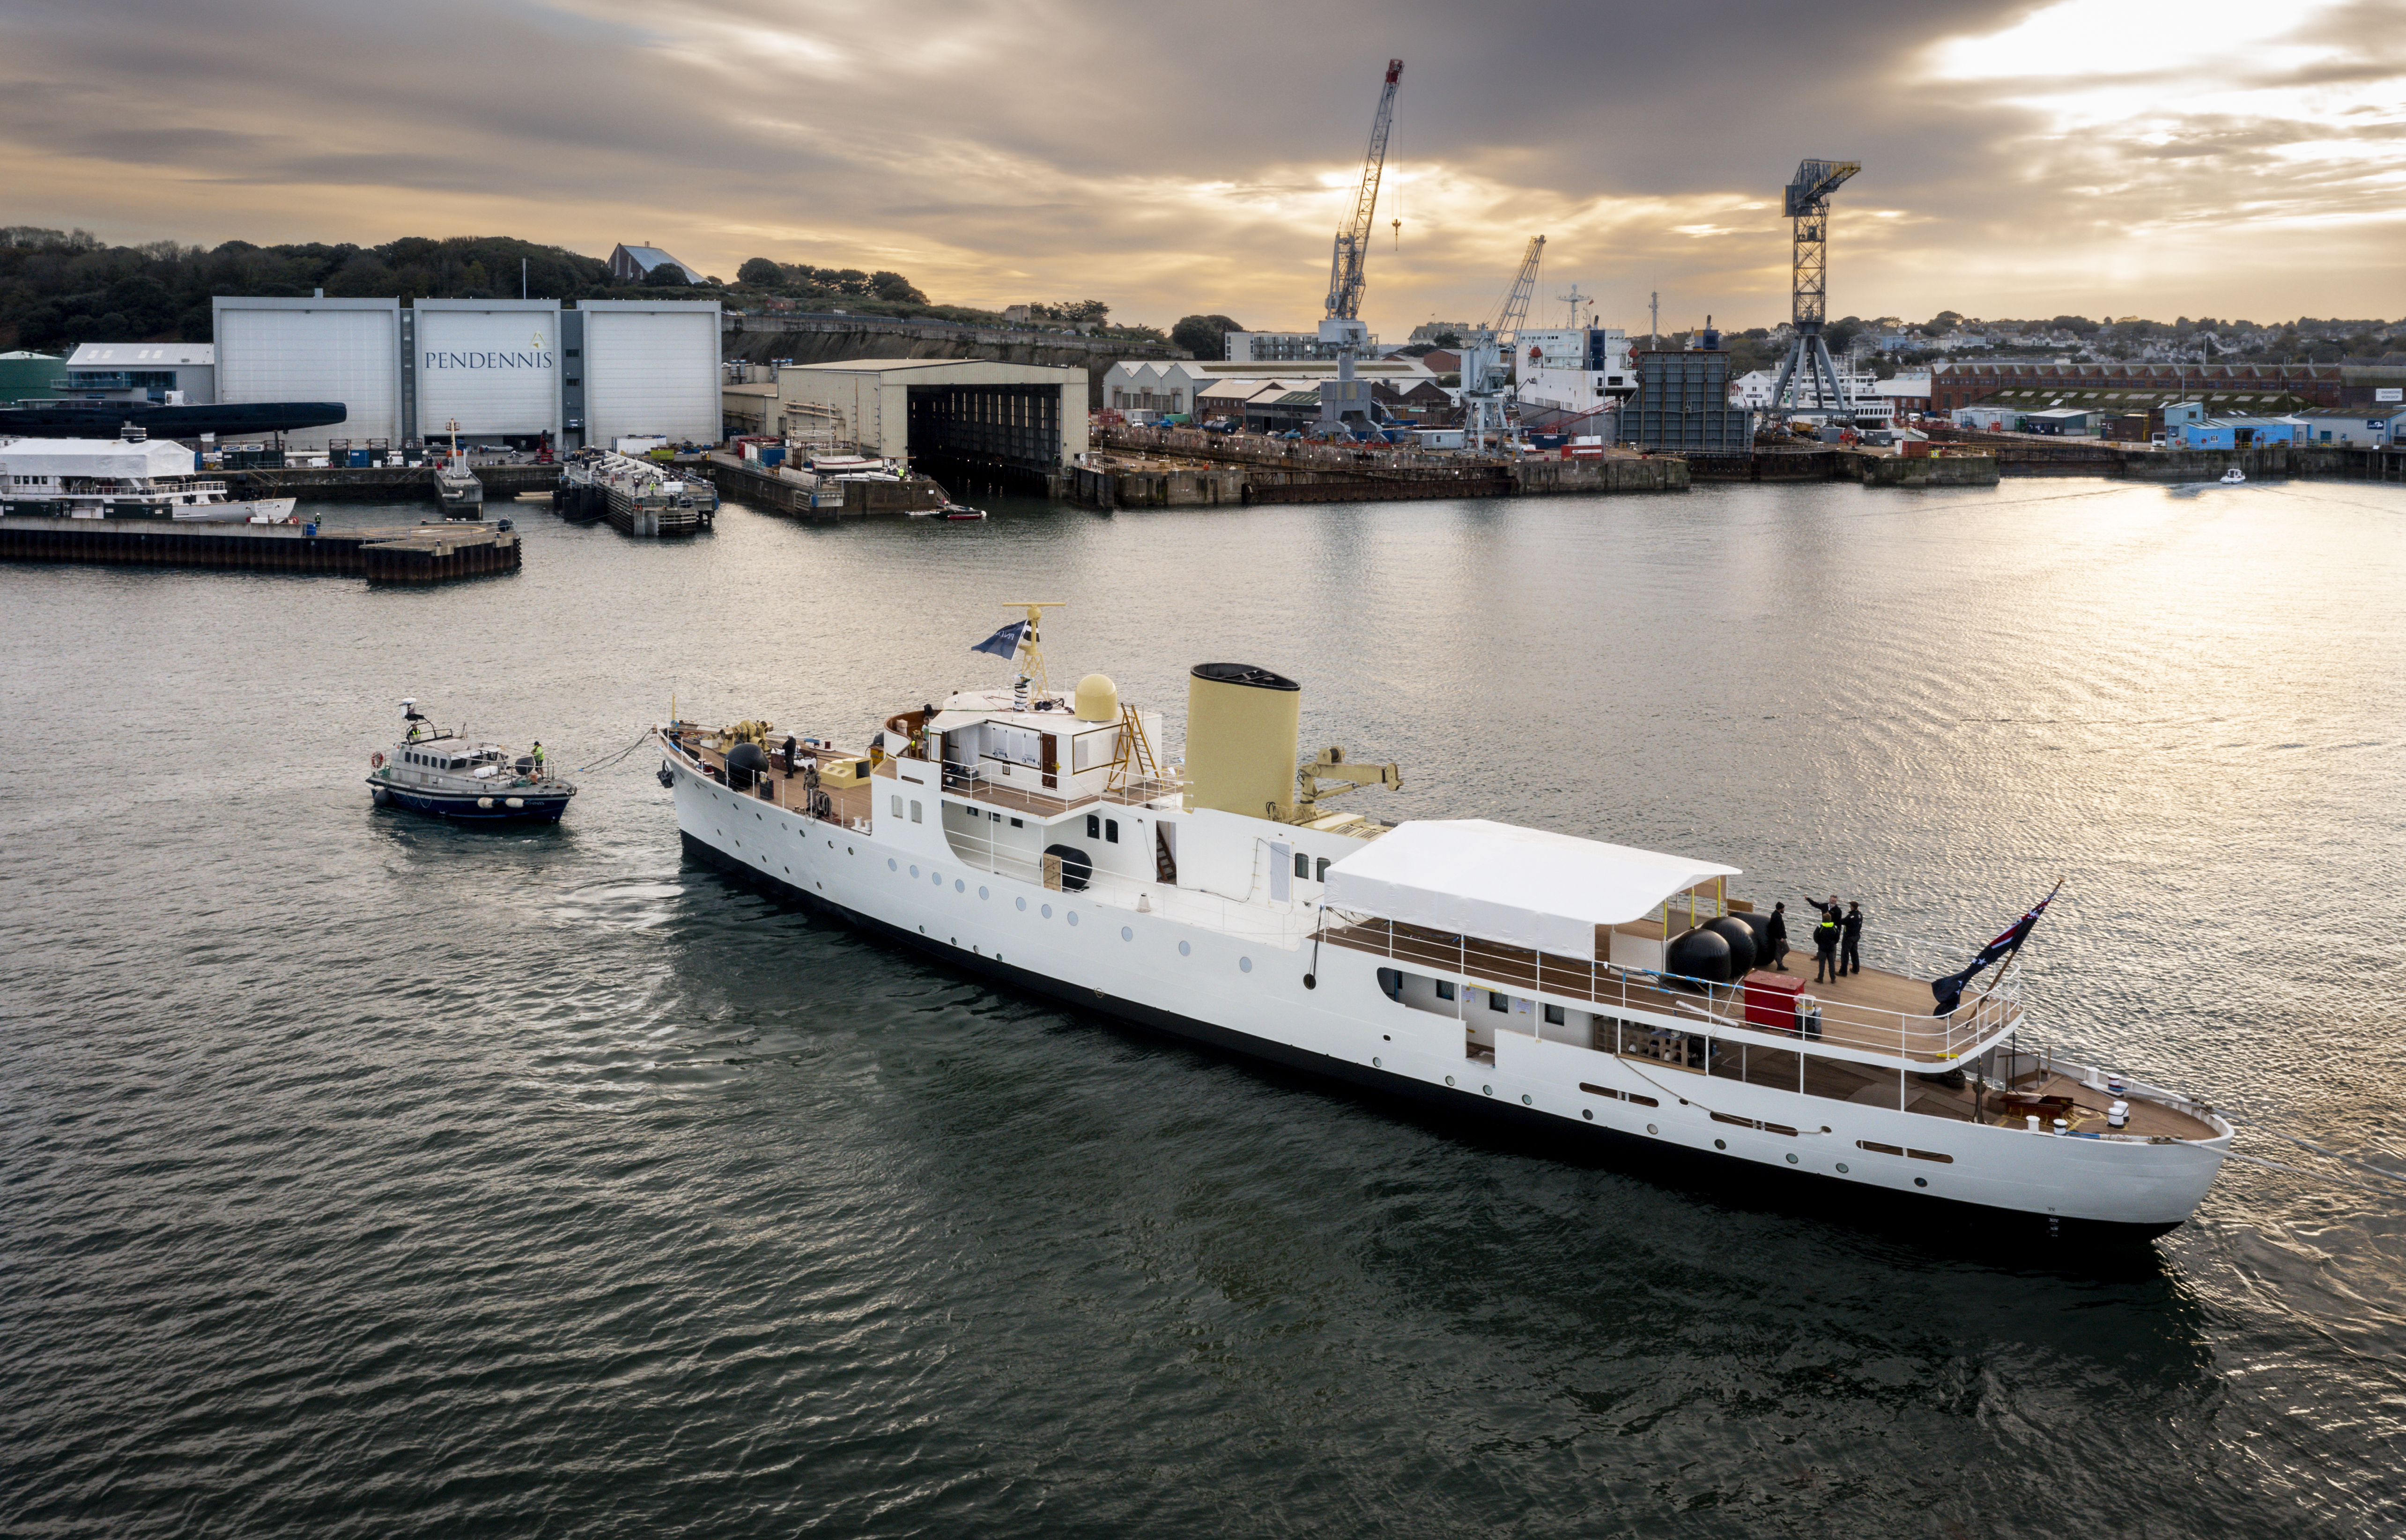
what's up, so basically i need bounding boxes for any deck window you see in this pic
[1436,980,1455,1000]
[1488,990,1509,1013]
[892,795,903,817]
[1087,814,1100,838]
[1316,857,1330,881]
[1105,819,1119,844]
[1295,852,1310,879]
[910,800,923,823]
[1543,1003,1565,1026]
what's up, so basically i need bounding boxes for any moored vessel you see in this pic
[0,429,296,523]
[368,700,575,822]
[654,609,2232,1238]
[556,447,716,535]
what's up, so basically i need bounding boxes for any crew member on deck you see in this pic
[1804,895,1841,983]
[1841,902,1864,976]
[532,741,545,778]
[1765,903,1790,971]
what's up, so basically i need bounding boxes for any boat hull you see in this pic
[370,780,572,822]
[666,755,2224,1243]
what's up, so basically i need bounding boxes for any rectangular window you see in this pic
[1011,817,1023,828]
[892,794,903,817]
[1435,980,1455,1001]
[1087,814,1100,838]
[1316,857,1330,881]
[1543,1004,1565,1025]
[1488,991,1509,1013]
[1292,852,1308,879]
[1105,819,1119,844]
[910,800,923,823]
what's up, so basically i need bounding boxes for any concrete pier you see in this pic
[1076,428,1684,507]
[215,463,560,505]
[0,517,521,584]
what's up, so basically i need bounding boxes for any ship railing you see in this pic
[1317,914,2021,1065]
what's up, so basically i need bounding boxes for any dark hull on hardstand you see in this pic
[0,400,348,438]
[677,831,2181,1248]
[371,783,572,823]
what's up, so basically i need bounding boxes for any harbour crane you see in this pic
[1459,235,1546,450]
[1319,58,1403,347]
[1765,157,1862,425]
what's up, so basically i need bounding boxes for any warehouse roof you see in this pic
[66,342,214,366]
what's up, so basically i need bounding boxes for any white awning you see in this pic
[1322,819,1740,959]
[0,437,197,479]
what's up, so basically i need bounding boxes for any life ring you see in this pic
[370,751,385,768]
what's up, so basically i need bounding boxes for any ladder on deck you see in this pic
[1105,703,1164,793]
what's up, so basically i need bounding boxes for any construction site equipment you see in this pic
[1460,236,1546,449]
[1322,59,1404,333]
[1766,158,1864,423]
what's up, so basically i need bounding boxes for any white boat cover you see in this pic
[0,437,197,479]
[1322,818,1741,959]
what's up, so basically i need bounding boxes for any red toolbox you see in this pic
[1743,972,1807,1033]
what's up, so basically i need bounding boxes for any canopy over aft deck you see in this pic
[1323,819,1740,960]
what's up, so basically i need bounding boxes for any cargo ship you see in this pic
[555,447,715,535]
[653,609,2232,1239]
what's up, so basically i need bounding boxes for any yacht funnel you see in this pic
[1186,663,1301,818]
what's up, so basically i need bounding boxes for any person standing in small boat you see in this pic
[533,742,545,777]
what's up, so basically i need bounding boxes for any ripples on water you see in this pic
[2,478,2402,1536]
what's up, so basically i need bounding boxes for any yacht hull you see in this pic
[667,753,2225,1241]
[371,781,572,822]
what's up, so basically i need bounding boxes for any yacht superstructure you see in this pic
[656,612,2230,1238]
[0,431,296,523]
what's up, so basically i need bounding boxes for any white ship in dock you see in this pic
[556,446,716,535]
[0,429,296,523]
[655,609,2232,1240]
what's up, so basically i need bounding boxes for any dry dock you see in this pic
[0,517,522,584]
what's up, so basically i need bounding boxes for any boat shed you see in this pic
[775,358,1089,495]
[1324,819,1739,960]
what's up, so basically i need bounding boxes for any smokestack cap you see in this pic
[1191,663,1299,692]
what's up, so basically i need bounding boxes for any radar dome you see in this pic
[1074,674,1120,721]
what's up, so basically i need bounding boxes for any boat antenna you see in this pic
[1002,601,1066,700]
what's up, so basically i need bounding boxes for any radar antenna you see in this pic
[999,601,1066,701]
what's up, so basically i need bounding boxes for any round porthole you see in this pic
[1066,911,1080,926]
[955,879,965,893]
[1238,956,1252,973]
[1482,1085,1493,1096]
[1445,1075,1455,1087]
[1646,1124,1658,1135]
[1015,896,1026,911]
[1583,1109,1593,1121]
[1914,1177,1929,1188]
[1521,1094,1532,1105]
[979,887,988,900]
[888,858,897,871]
[1178,940,1191,956]
[932,872,942,886]
[1785,1153,1799,1165]
[909,865,918,878]
[1041,904,1052,918]
[1713,1139,1727,1150]
[1836,1162,1851,1174]
[1372,1057,1382,1068]
[1121,925,1133,941]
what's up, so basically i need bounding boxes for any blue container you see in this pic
[348,449,371,467]
[759,446,785,467]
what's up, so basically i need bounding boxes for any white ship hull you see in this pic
[663,749,2229,1238]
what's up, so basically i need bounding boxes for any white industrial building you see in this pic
[60,342,216,403]
[776,358,1088,493]
[1102,356,1434,418]
[211,295,718,451]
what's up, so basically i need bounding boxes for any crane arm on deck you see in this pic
[1323,58,1403,322]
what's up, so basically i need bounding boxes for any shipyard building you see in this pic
[209,296,719,451]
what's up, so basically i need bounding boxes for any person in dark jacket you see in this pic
[1804,895,1841,983]
[1841,901,1864,975]
[1764,903,1790,971]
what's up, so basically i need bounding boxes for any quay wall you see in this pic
[218,464,560,504]
[0,517,521,583]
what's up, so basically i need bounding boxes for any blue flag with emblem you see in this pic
[1931,882,2060,1015]
[971,619,1028,660]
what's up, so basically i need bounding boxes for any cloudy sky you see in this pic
[7,0,2402,335]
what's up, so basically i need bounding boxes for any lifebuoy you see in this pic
[370,751,385,768]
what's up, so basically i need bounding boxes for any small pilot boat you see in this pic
[939,503,988,520]
[2220,467,2246,484]
[366,699,575,822]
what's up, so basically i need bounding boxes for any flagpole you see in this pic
[1966,875,2064,1014]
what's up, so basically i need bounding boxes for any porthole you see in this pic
[979,886,989,900]
[1178,940,1191,956]
[1372,1057,1382,1068]
[1041,904,1053,918]
[1066,911,1079,927]
[955,879,965,892]
[1914,1177,1929,1188]
[1238,956,1252,973]
[1521,1094,1532,1105]
[1785,1153,1799,1165]
[1015,897,1026,911]
[910,865,918,878]
[1646,1124,1658,1135]
[1482,1085,1493,1097]
[1836,1162,1851,1173]
[1583,1109,1593,1121]
[932,872,942,886]
[1120,925,1133,941]
[1445,1075,1455,1087]
[1713,1139,1727,1150]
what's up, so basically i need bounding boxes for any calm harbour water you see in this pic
[2,475,2403,1538]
